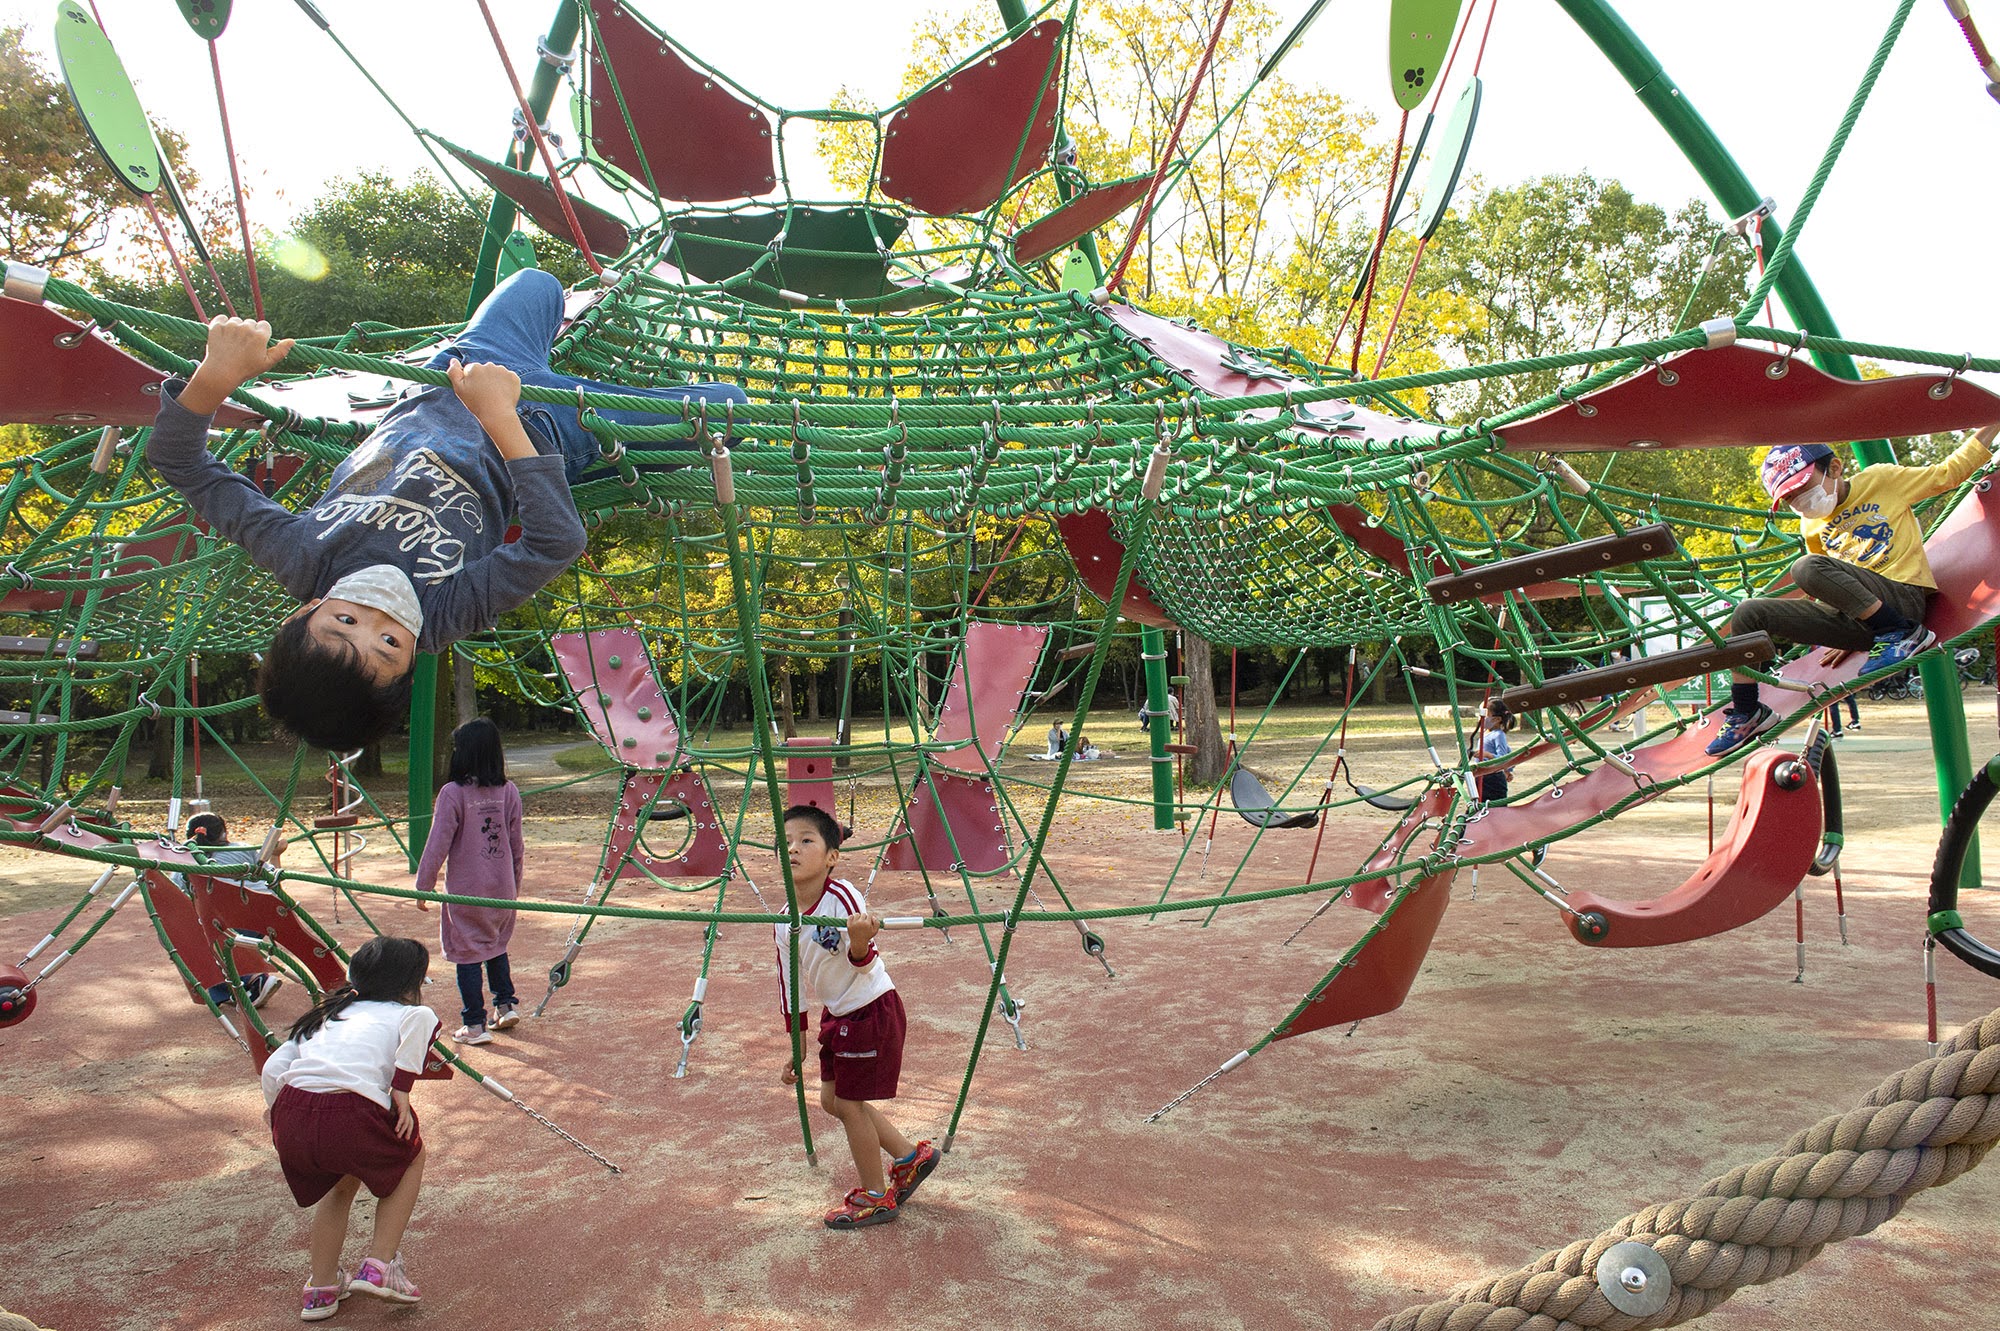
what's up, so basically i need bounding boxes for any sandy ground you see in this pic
[4,701,2000,1330]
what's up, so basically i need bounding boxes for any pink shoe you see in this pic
[300,1269,349,1321]
[349,1253,420,1304]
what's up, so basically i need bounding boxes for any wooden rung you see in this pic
[0,636,98,659]
[1059,643,1100,660]
[312,815,360,830]
[1501,632,1775,712]
[0,711,60,726]
[1424,523,1678,604]
[1163,743,1197,755]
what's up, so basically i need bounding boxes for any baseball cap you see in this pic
[1760,443,1835,502]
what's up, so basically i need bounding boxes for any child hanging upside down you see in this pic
[148,268,747,753]
[1706,424,1999,756]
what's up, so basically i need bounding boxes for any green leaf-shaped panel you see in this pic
[54,0,160,196]
[174,0,231,40]
[1387,0,1465,112]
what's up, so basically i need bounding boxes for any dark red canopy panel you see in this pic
[878,20,1063,216]
[1054,508,1177,627]
[443,143,631,258]
[584,1,776,203]
[1011,174,1152,266]
[0,300,258,428]
[1498,343,2000,453]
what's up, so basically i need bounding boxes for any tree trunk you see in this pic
[805,667,821,722]
[147,718,172,780]
[352,743,383,779]
[775,658,797,740]
[1183,633,1229,784]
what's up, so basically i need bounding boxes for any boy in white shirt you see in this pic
[775,805,938,1228]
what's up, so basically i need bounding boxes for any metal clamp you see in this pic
[1929,353,1973,400]
[1767,330,1808,379]
[3,261,50,304]
[54,318,100,349]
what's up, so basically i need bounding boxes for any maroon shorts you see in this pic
[270,1085,423,1207]
[817,990,906,1102]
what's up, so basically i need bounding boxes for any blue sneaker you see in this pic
[1863,626,1937,675]
[1704,703,1773,756]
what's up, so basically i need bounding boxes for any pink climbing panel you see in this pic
[1277,868,1458,1040]
[785,736,837,820]
[0,299,259,429]
[442,143,631,258]
[1562,750,1820,947]
[1497,343,2000,453]
[584,1,777,202]
[878,20,1064,217]
[883,771,1008,872]
[602,768,730,880]
[933,622,1047,773]
[552,628,685,771]
[1012,174,1153,266]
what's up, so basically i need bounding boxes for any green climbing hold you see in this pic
[1387,0,1467,112]
[637,706,652,721]
[54,1,162,197]
[174,0,232,40]
[598,692,612,707]
[622,736,637,749]
[608,655,622,669]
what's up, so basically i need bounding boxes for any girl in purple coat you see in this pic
[414,718,524,1046]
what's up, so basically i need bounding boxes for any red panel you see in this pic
[604,768,730,879]
[878,21,1064,216]
[552,628,685,770]
[1562,750,1818,947]
[1012,174,1152,266]
[585,2,775,202]
[1498,344,2000,453]
[882,771,1008,872]
[0,300,258,428]
[186,871,348,991]
[1347,785,1455,913]
[933,622,1047,772]
[0,529,196,613]
[784,736,837,821]
[1276,868,1457,1039]
[145,869,230,995]
[443,144,631,258]
[1054,509,1177,627]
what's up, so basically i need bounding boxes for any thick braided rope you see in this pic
[1376,1007,2000,1331]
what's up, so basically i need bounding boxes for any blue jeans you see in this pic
[456,955,517,1030]
[426,269,748,482]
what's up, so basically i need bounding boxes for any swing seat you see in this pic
[1229,768,1318,830]
[1353,784,1417,812]
[1562,749,1820,948]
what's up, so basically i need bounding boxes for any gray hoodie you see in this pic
[146,381,587,653]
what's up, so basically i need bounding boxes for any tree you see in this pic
[0,24,203,275]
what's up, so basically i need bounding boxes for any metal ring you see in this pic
[54,319,99,349]
[1929,353,1974,400]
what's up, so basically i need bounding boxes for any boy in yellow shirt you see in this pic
[1707,424,1999,756]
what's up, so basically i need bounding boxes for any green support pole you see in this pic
[1140,626,1174,829]
[404,652,438,871]
[467,0,584,310]
[1557,0,1977,882]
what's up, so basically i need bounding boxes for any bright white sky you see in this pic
[5,0,1997,359]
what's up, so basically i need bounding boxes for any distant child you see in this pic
[261,935,437,1317]
[1707,425,1999,755]
[148,268,748,753]
[179,812,281,1010]
[413,718,524,1047]
[1477,698,1515,804]
[774,805,938,1228]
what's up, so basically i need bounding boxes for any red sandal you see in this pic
[823,1187,898,1229]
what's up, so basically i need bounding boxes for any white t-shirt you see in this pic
[260,1000,440,1110]
[774,877,895,1023]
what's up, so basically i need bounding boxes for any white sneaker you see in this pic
[248,974,283,1009]
[490,1005,520,1031]
[452,1024,493,1046]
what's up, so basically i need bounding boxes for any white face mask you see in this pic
[1790,478,1837,520]
[322,564,424,639]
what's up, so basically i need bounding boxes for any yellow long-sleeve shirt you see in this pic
[1801,438,1992,589]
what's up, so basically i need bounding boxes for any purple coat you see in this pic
[414,780,524,965]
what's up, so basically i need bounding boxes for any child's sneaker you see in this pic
[452,1023,492,1046]
[823,1187,898,1229]
[1864,626,1937,674]
[300,1270,349,1321]
[889,1141,939,1203]
[1703,703,1774,756]
[490,1005,520,1031]
[247,973,283,1009]
[349,1254,420,1304]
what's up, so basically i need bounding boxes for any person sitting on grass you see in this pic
[774,805,938,1229]
[1707,424,1999,756]
[147,268,747,753]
